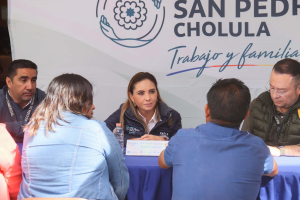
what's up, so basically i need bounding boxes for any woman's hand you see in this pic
[140,134,165,141]
[129,138,142,140]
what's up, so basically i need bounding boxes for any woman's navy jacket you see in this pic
[105,101,182,145]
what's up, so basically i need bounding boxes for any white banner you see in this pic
[8,0,300,127]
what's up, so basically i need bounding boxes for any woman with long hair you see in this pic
[105,72,182,144]
[18,74,129,200]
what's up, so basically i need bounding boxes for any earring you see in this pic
[133,102,136,107]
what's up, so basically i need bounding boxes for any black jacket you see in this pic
[0,85,46,143]
[105,101,182,145]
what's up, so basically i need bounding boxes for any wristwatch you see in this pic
[160,135,169,141]
[278,146,285,156]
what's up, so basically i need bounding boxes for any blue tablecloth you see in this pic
[124,155,300,200]
[124,155,172,200]
[259,157,300,200]
[17,143,299,200]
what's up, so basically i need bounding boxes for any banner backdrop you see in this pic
[8,0,300,127]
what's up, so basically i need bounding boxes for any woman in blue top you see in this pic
[18,74,129,200]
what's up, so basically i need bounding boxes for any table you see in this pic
[17,143,299,200]
[124,154,300,200]
[259,157,300,200]
[124,155,172,200]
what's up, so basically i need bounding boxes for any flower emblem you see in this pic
[114,0,147,30]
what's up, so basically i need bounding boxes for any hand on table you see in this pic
[130,138,141,140]
[140,134,165,141]
[268,146,281,157]
[129,135,165,141]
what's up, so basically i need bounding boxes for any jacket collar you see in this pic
[3,85,19,106]
[257,91,274,106]
[3,85,36,108]
[3,85,8,94]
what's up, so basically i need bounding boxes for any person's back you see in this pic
[19,112,127,199]
[167,123,272,200]
[18,73,129,200]
[159,78,278,200]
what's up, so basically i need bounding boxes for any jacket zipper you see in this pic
[278,108,294,139]
[273,107,294,145]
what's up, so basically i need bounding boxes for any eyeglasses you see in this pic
[266,88,286,97]
[265,82,287,97]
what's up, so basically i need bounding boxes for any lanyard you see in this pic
[6,92,35,122]
[273,114,281,132]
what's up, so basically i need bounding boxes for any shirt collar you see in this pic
[137,109,160,124]
[196,122,241,137]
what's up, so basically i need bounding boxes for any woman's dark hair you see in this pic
[207,78,251,126]
[26,73,93,136]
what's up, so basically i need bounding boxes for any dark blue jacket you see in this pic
[0,85,46,143]
[105,101,182,145]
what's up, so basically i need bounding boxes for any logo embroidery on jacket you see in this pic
[160,132,169,136]
[126,125,140,134]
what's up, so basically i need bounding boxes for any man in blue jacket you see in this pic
[159,78,278,200]
[0,59,45,143]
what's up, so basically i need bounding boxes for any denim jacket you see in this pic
[18,111,129,200]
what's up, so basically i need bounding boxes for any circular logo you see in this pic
[96,0,165,48]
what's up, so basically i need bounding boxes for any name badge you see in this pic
[126,140,168,156]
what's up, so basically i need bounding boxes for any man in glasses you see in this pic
[242,58,300,157]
